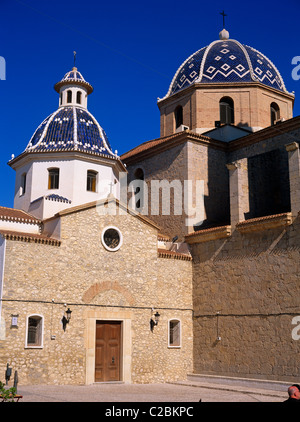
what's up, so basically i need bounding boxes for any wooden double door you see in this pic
[95,321,121,382]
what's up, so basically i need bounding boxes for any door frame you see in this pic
[85,311,132,384]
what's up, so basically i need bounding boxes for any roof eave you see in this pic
[8,149,127,173]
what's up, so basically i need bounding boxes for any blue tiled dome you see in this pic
[25,106,116,157]
[163,37,287,99]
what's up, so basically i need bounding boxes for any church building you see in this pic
[0,26,299,385]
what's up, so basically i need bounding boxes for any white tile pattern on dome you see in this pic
[25,106,117,158]
[159,36,288,101]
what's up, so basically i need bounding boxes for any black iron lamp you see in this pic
[150,309,160,331]
[62,307,72,331]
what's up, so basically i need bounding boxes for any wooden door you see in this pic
[95,321,121,382]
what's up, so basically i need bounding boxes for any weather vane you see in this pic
[220,10,227,28]
[73,51,77,68]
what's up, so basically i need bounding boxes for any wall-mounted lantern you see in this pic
[62,307,72,331]
[150,308,160,331]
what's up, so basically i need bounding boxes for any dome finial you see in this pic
[219,11,229,40]
[73,51,77,71]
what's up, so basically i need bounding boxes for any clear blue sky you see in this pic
[1,0,300,208]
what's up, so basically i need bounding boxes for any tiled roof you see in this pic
[161,38,288,100]
[158,233,171,241]
[25,106,116,158]
[120,131,219,163]
[236,212,292,233]
[45,194,71,203]
[0,229,60,246]
[185,225,231,243]
[0,206,41,224]
[157,248,192,261]
[121,116,300,164]
[54,67,93,94]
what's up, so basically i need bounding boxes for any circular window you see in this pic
[101,226,123,252]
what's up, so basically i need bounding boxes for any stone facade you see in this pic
[190,215,300,382]
[125,133,230,240]
[0,203,193,385]
[123,119,300,239]
[122,114,300,384]
[1,32,300,388]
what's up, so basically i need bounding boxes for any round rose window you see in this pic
[101,226,123,251]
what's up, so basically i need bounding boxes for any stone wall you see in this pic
[158,84,294,137]
[126,139,230,239]
[127,143,189,239]
[191,213,300,382]
[0,204,193,385]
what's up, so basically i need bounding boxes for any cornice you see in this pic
[8,149,127,172]
[236,212,293,233]
[121,130,226,165]
[0,229,60,246]
[157,248,192,261]
[185,225,232,244]
[228,116,300,152]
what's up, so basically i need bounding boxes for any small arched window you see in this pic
[67,90,72,103]
[26,315,44,348]
[20,172,26,196]
[87,170,97,192]
[48,168,60,189]
[134,168,145,210]
[168,319,181,347]
[219,97,234,124]
[270,102,280,125]
[76,91,82,104]
[174,105,183,129]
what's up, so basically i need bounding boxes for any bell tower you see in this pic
[8,63,125,220]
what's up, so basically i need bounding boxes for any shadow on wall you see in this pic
[191,214,300,264]
[246,148,291,220]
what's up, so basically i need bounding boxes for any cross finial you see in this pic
[220,10,227,28]
[73,51,77,68]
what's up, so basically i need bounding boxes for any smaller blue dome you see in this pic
[26,106,116,158]
[54,67,93,94]
[63,69,85,81]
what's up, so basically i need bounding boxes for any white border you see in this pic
[101,226,123,252]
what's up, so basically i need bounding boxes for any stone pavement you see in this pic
[14,380,288,402]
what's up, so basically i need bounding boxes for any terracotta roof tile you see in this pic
[157,248,192,261]
[121,131,217,162]
[0,206,41,224]
[0,229,60,246]
[121,116,300,163]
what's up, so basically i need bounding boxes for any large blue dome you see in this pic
[162,37,288,99]
[25,106,116,157]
